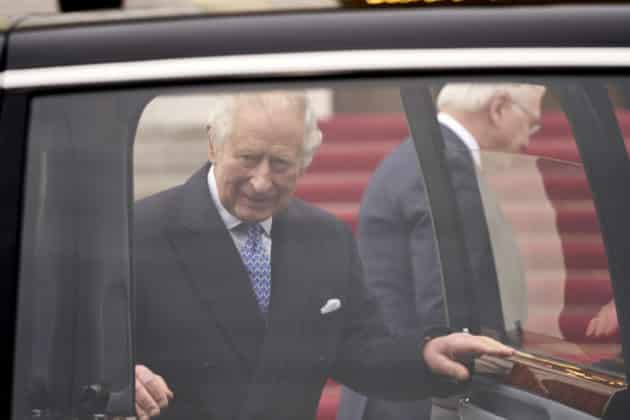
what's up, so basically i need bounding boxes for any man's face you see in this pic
[491,87,545,153]
[209,100,306,222]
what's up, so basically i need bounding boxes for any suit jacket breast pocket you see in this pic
[300,304,345,366]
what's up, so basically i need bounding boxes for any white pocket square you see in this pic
[320,298,341,315]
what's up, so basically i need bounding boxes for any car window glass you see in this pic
[16,81,627,420]
[14,90,152,420]
[17,84,436,420]
[414,82,626,379]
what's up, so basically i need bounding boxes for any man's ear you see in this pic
[488,93,510,126]
[296,154,309,176]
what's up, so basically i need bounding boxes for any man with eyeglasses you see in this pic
[512,99,542,137]
[338,83,546,420]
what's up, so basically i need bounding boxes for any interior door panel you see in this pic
[433,377,599,420]
[464,377,599,420]
[459,401,507,420]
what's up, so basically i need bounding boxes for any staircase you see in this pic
[306,111,630,420]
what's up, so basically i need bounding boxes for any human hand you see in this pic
[586,300,619,337]
[135,365,174,420]
[422,333,514,381]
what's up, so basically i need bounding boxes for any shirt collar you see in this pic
[437,112,481,167]
[207,165,272,236]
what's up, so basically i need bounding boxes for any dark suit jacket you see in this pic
[338,126,506,420]
[134,164,449,420]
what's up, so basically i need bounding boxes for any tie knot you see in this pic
[245,223,264,240]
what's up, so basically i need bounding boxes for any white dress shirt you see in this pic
[207,166,272,256]
[438,112,481,167]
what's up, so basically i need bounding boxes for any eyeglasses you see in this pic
[511,100,542,136]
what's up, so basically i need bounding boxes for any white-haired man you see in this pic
[132,90,513,420]
[338,83,546,420]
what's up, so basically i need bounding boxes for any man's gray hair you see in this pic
[437,83,545,112]
[207,91,323,168]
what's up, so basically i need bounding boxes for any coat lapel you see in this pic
[165,165,266,369]
[265,206,315,333]
[241,204,320,419]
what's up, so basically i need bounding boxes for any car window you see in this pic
[405,81,627,378]
[14,80,628,420]
[15,84,435,420]
[13,90,152,419]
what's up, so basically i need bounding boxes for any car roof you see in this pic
[8,0,630,30]
[5,4,630,73]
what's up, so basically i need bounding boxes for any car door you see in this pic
[401,80,630,420]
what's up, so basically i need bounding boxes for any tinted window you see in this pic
[14,91,151,419]
[15,80,628,420]
[407,81,626,378]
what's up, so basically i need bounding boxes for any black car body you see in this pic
[1,3,630,420]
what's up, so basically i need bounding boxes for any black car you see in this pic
[1,2,630,420]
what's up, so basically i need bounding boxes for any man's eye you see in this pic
[241,155,258,162]
[271,159,291,171]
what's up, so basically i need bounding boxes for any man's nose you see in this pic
[250,160,273,192]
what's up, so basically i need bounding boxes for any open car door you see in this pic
[401,80,630,420]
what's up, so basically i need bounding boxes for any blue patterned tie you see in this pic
[241,223,271,313]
